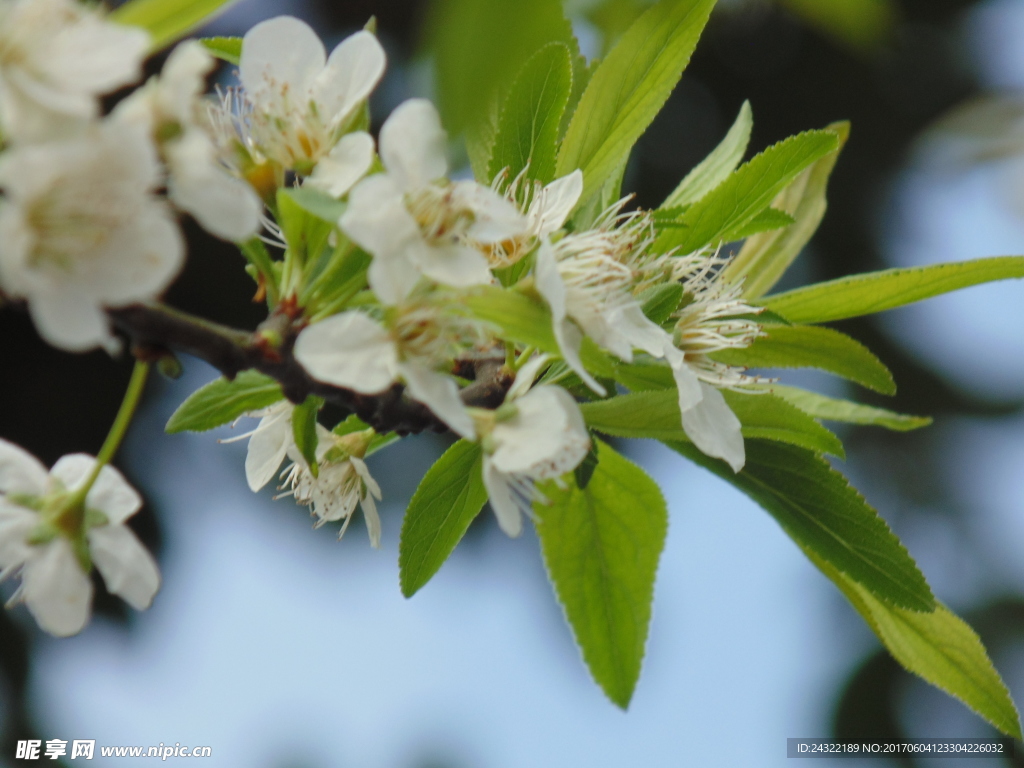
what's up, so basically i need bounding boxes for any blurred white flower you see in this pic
[116,40,262,242]
[293,305,480,439]
[0,0,149,141]
[479,358,591,537]
[0,439,160,637]
[0,119,184,352]
[228,15,384,175]
[341,99,525,304]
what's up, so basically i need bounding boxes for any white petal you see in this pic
[534,241,605,395]
[49,455,142,524]
[614,303,671,358]
[491,385,589,477]
[681,383,745,472]
[535,170,583,236]
[350,456,381,500]
[22,539,92,637]
[414,242,493,289]
[167,130,262,241]
[506,353,551,400]
[455,182,526,243]
[88,524,160,610]
[27,289,115,353]
[378,99,447,190]
[294,311,398,392]
[44,14,149,96]
[399,363,476,439]
[671,358,703,413]
[158,40,213,123]
[312,31,386,125]
[240,16,326,112]
[306,131,375,197]
[244,407,293,492]
[342,173,421,256]
[91,203,186,304]
[0,438,48,496]
[0,505,38,572]
[482,459,522,538]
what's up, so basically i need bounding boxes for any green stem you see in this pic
[73,360,150,503]
[512,346,536,370]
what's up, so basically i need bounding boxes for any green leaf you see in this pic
[276,187,334,269]
[723,120,848,298]
[200,36,241,65]
[763,257,1024,325]
[638,283,684,325]
[111,0,238,50]
[661,100,752,209]
[424,0,576,138]
[291,396,321,476]
[806,548,1022,739]
[462,287,617,377]
[488,43,573,185]
[556,0,716,207]
[713,324,896,395]
[655,129,839,255]
[399,440,488,597]
[536,440,667,708]
[726,207,796,240]
[166,371,283,433]
[769,384,933,432]
[666,438,936,611]
[581,388,844,456]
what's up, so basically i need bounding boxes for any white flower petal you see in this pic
[350,456,381,500]
[378,99,447,190]
[167,130,262,242]
[681,383,745,472]
[306,130,375,197]
[312,31,386,125]
[491,385,589,477]
[244,406,293,492]
[482,459,523,538]
[43,12,149,96]
[88,524,160,610]
[399,363,476,439]
[49,455,141,524]
[240,16,326,113]
[294,311,399,393]
[342,173,421,257]
[455,182,526,243]
[534,241,605,395]
[22,538,92,637]
[535,170,583,236]
[27,288,115,353]
[671,358,704,413]
[0,438,49,496]
[157,40,213,124]
[414,242,493,289]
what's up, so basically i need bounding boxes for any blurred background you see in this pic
[2,0,1024,765]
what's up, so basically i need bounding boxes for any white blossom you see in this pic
[116,41,262,242]
[293,305,480,439]
[484,168,582,267]
[0,119,184,352]
[219,15,384,179]
[478,357,591,537]
[279,433,383,547]
[0,439,160,637]
[0,0,149,141]
[341,99,526,304]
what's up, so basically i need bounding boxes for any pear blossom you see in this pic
[484,169,583,267]
[0,0,149,141]
[115,41,262,242]
[477,357,591,537]
[217,15,384,182]
[279,430,383,546]
[533,200,755,472]
[0,119,184,352]
[341,98,526,304]
[293,303,482,439]
[0,439,160,637]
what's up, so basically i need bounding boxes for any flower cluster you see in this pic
[0,6,764,634]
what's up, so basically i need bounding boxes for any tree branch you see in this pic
[107,303,512,436]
